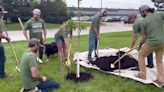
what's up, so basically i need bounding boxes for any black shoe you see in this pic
[88,57,93,61]
[146,65,154,68]
[87,58,93,64]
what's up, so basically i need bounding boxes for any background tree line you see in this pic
[0,0,161,24]
[0,0,69,23]
[151,0,164,11]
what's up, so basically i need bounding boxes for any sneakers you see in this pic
[0,74,12,79]
[134,73,146,80]
[88,57,93,62]
[21,87,41,92]
[87,57,93,64]
[152,80,164,88]
[146,65,154,68]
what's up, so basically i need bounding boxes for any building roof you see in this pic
[68,7,139,16]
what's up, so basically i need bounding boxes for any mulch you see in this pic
[90,51,138,71]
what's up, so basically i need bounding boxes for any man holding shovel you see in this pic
[23,8,47,60]
[137,5,164,88]
[130,14,154,68]
[88,9,107,61]
[0,6,11,79]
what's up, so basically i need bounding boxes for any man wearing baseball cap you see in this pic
[23,8,47,60]
[136,4,164,87]
[88,9,107,62]
[0,6,11,79]
[20,38,59,91]
[130,14,154,69]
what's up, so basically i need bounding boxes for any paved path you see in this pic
[2,22,132,42]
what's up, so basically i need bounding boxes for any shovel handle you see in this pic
[113,45,139,65]
[3,24,20,72]
[96,39,99,57]
[18,17,25,31]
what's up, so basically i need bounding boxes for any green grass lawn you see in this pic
[0,32,163,92]
[5,22,91,31]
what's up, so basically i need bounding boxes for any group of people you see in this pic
[0,3,163,91]
[0,7,61,91]
[0,5,75,91]
[88,5,164,88]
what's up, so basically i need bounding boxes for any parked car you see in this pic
[105,16,122,23]
[123,16,136,24]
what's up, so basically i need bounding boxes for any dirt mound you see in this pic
[66,72,93,82]
[90,51,138,71]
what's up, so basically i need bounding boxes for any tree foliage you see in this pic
[67,11,75,19]
[64,20,87,31]
[152,0,164,11]
[0,0,68,23]
[1,0,33,23]
[35,0,68,23]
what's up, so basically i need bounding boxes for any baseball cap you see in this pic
[28,38,40,47]
[0,6,8,14]
[100,9,107,16]
[101,9,107,14]
[32,8,41,15]
[139,5,150,12]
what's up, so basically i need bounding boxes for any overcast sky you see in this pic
[66,0,155,9]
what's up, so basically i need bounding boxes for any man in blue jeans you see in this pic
[0,6,11,79]
[88,9,107,61]
[20,39,59,92]
[147,53,154,68]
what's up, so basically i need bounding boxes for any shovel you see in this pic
[96,39,100,58]
[110,45,139,68]
[3,23,20,72]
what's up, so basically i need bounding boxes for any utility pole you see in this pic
[62,0,66,3]
[101,0,102,9]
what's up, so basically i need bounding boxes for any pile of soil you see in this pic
[66,72,93,82]
[90,51,138,71]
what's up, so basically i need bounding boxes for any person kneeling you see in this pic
[20,38,60,92]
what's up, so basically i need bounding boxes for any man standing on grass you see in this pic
[88,9,107,61]
[0,6,11,79]
[23,8,47,60]
[20,38,59,91]
[136,5,164,88]
[130,14,154,68]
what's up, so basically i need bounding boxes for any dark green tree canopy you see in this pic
[152,0,164,11]
[0,0,68,23]
[36,0,68,23]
